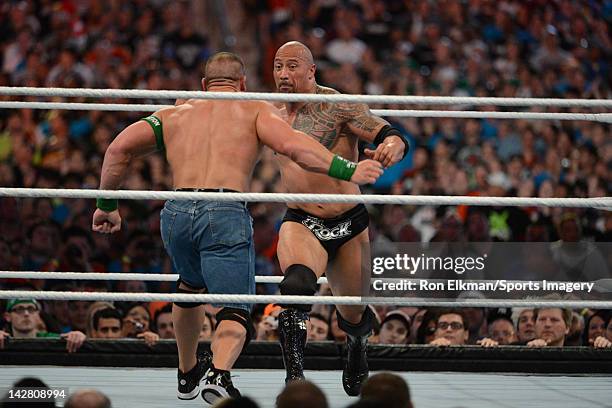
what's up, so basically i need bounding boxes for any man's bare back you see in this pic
[156,99,265,193]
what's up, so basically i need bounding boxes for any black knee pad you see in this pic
[216,307,255,349]
[173,279,205,309]
[337,306,375,337]
[279,264,318,312]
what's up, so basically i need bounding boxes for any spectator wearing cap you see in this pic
[256,304,281,341]
[378,311,410,345]
[1,299,86,352]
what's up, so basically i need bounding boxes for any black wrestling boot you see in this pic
[278,308,309,383]
[337,308,374,396]
[343,333,369,396]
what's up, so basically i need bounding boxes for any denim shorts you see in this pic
[160,200,255,311]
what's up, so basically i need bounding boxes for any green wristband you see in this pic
[328,155,357,181]
[96,198,118,212]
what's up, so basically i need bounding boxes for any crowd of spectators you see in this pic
[2,296,611,351]
[0,0,610,354]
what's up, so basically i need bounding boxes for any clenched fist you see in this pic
[350,160,384,185]
[92,209,122,234]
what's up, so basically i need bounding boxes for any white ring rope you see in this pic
[1,86,611,107]
[1,101,610,123]
[0,188,609,209]
[0,271,328,284]
[0,290,609,308]
[3,272,610,293]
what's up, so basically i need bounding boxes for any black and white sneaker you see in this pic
[201,367,241,405]
[177,351,212,400]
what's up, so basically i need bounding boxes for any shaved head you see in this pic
[273,41,316,93]
[276,41,314,64]
[65,389,112,408]
[204,52,245,85]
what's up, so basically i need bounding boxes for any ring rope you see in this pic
[0,188,609,209]
[0,290,609,308]
[1,86,611,107]
[0,101,609,123]
[2,272,610,293]
[0,271,328,284]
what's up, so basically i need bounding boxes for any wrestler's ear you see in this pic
[308,64,316,80]
[201,78,207,91]
[240,76,247,91]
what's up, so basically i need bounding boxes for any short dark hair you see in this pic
[309,312,328,324]
[435,308,468,329]
[361,372,412,408]
[276,380,328,408]
[204,52,245,85]
[93,307,122,331]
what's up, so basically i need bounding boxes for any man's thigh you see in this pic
[277,221,328,277]
[160,205,205,289]
[198,203,255,311]
[327,229,370,297]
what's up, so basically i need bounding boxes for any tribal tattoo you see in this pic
[292,86,388,148]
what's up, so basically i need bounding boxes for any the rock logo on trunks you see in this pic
[302,217,352,241]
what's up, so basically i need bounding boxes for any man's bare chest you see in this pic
[287,105,343,150]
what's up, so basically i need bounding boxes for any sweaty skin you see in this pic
[97,98,376,198]
[273,42,403,217]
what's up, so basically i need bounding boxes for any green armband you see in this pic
[328,155,357,181]
[96,198,118,212]
[141,115,164,151]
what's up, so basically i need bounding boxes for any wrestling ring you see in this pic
[0,87,611,407]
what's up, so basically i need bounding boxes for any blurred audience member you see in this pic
[276,380,328,408]
[360,372,413,408]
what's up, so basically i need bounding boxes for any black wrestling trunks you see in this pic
[282,204,369,260]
